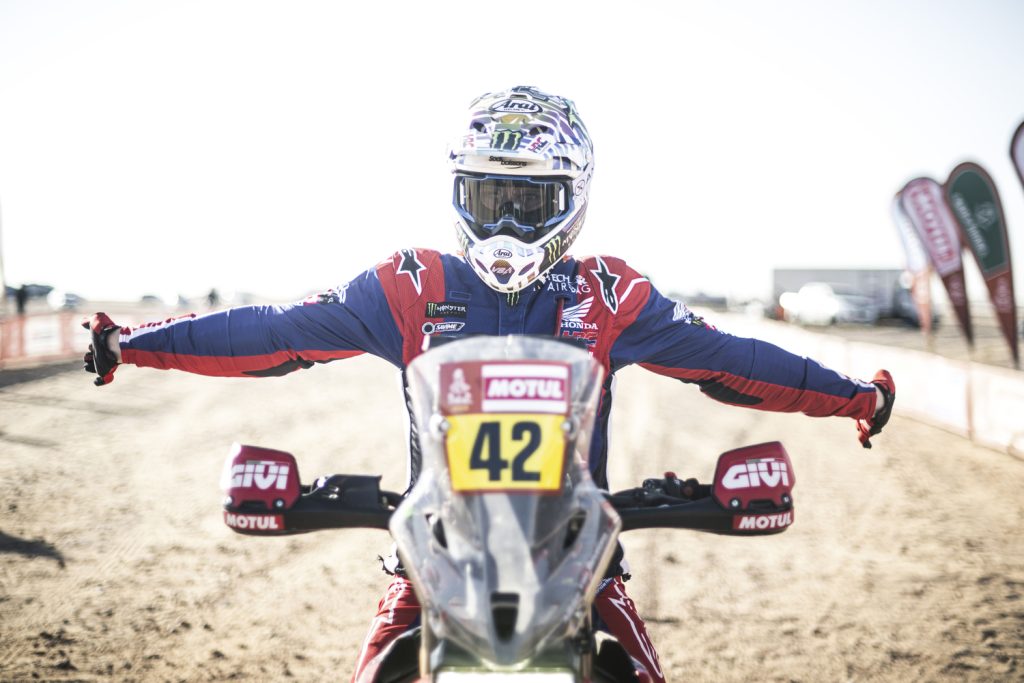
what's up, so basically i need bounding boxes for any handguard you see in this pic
[712,441,795,533]
[608,441,795,536]
[220,443,398,535]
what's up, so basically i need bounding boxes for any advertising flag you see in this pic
[1012,120,1024,193]
[945,162,1018,367]
[891,193,933,334]
[891,194,929,274]
[900,177,973,346]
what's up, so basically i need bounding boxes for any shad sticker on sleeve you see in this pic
[481,363,569,414]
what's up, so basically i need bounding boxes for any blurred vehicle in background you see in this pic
[5,283,53,300]
[140,292,191,309]
[779,282,879,326]
[46,290,84,310]
[772,268,900,322]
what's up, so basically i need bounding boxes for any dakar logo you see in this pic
[490,130,523,151]
[721,459,790,490]
[446,367,472,406]
[735,512,793,531]
[227,460,291,490]
[544,236,564,263]
[490,98,542,114]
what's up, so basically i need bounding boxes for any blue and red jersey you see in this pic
[120,248,877,487]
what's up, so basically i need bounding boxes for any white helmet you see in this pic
[449,86,594,293]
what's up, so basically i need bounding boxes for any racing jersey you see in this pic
[119,248,877,488]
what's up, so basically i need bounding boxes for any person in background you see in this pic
[16,284,28,315]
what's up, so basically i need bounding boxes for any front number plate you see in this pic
[445,413,567,493]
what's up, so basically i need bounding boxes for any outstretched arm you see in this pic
[604,264,893,444]
[85,267,404,381]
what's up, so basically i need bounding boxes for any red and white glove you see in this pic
[82,312,121,386]
[858,369,895,449]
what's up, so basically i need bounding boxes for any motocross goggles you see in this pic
[454,173,574,243]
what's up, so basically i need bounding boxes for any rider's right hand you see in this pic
[82,313,122,386]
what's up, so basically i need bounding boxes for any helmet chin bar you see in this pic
[462,230,548,293]
[455,199,587,294]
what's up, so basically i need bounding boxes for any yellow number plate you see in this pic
[445,413,567,493]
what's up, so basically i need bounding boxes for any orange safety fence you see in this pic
[0,312,87,369]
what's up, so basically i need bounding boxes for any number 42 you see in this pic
[469,421,541,482]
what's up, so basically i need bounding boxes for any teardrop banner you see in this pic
[891,193,933,335]
[1012,120,1024,193]
[945,162,1018,367]
[900,177,973,347]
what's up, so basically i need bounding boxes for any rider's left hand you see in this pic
[858,369,895,449]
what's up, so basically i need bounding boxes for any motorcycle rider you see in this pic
[84,85,895,682]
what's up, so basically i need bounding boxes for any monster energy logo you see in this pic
[491,130,523,151]
[425,301,468,318]
[544,236,563,263]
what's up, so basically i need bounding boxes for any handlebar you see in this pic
[223,472,792,538]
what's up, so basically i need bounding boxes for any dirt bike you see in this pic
[218,335,796,682]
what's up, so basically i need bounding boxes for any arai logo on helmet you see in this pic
[490,98,542,114]
[492,248,514,259]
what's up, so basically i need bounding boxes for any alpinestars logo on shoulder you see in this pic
[590,257,621,313]
[397,250,427,294]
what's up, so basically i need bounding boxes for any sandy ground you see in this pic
[1,353,1022,682]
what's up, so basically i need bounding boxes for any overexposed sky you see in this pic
[1,0,1023,303]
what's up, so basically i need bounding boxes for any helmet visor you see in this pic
[455,174,572,243]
